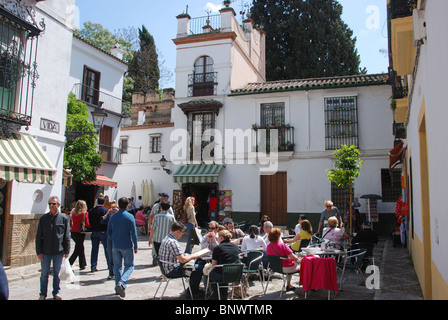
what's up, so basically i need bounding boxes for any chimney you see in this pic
[110,43,124,60]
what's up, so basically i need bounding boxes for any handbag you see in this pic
[80,212,91,234]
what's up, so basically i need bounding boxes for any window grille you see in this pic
[381,169,402,202]
[0,8,43,137]
[324,96,359,150]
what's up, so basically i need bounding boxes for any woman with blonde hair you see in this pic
[69,200,89,270]
[183,196,198,254]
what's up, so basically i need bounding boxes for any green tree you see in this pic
[128,25,160,96]
[326,145,363,235]
[75,22,134,63]
[250,0,363,81]
[64,93,103,182]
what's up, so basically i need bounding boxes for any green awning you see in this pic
[173,164,224,184]
[0,133,56,184]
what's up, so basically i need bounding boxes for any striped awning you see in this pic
[173,164,224,184]
[0,133,57,184]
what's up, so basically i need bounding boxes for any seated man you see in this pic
[189,221,220,297]
[353,221,378,265]
[353,221,378,245]
[222,218,245,244]
[158,221,200,279]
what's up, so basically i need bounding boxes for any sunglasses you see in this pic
[48,203,58,206]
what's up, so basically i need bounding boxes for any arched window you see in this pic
[189,56,217,97]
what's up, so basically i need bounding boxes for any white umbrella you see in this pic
[147,179,153,207]
[131,181,136,200]
[141,180,148,207]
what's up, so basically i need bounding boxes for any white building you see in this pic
[67,34,127,209]
[118,5,396,231]
[388,0,448,299]
[0,0,75,266]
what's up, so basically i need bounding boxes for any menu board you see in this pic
[218,190,232,220]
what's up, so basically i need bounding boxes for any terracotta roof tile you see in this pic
[231,73,389,95]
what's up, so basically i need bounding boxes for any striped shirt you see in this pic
[151,211,175,243]
[159,233,182,274]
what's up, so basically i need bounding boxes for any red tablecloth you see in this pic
[299,255,338,293]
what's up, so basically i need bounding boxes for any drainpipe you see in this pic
[306,90,310,150]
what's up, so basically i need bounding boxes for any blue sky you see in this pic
[75,0,389,88]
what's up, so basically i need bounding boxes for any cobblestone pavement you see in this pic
[4,234,423,301]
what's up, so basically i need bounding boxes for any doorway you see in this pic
[260,172,287,225]
[182,183,218,227]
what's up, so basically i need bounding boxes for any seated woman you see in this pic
[266,228,301,291]
[135,207,147,235]
[322,216,349,248]
[284,219,313,252]
[209,230,241,300]
[240,225,267,265]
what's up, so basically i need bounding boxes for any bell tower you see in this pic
[172,1,266,99]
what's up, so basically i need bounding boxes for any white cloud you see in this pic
[204,2,223,13]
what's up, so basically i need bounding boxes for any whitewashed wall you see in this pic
[10,0,75,215]
[406,0,448,285]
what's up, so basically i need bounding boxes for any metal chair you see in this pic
[153,255,193,300]
[242,250,265,291]
[337,248,367,290]
[205,263,245,300]
[264,255,300,298]
[354,242,375,267]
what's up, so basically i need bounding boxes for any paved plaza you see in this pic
[4,233,423,302]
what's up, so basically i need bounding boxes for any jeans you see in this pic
[112,248,134,290]
[184,222,194,254]
[40,253,63,298]
[190,259,207,294]
[91,231,112,274]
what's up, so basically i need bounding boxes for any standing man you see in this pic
[147,192,174,265]
[35,196,70,300]
[107,197,138,298]
[149,201,175,259]
[317,200,343,235]
[88,196,112,278]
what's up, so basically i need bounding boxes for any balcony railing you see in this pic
[388,0,418,19]
[253,125,296,153]
[99,143,121,164]
[188,72,218,97]
[71,83,123,115]
[0,8,42,138]
[190,14,221,35]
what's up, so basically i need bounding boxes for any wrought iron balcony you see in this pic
[0,7,43,138]
[389,68,409,99]
[71,83,123,115]
[388,0,418,19]
[188,72,218,97]
[252,125,296,153]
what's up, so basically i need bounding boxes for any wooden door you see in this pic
[99,125,113,162]
[260,172,287,225]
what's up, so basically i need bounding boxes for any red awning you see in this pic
[389,141,405,169]
[84,175,117,188]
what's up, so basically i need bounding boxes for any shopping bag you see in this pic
[59,258,75,283]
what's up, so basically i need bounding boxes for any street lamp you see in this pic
[91,105,107,132]
[159,155,172,174]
